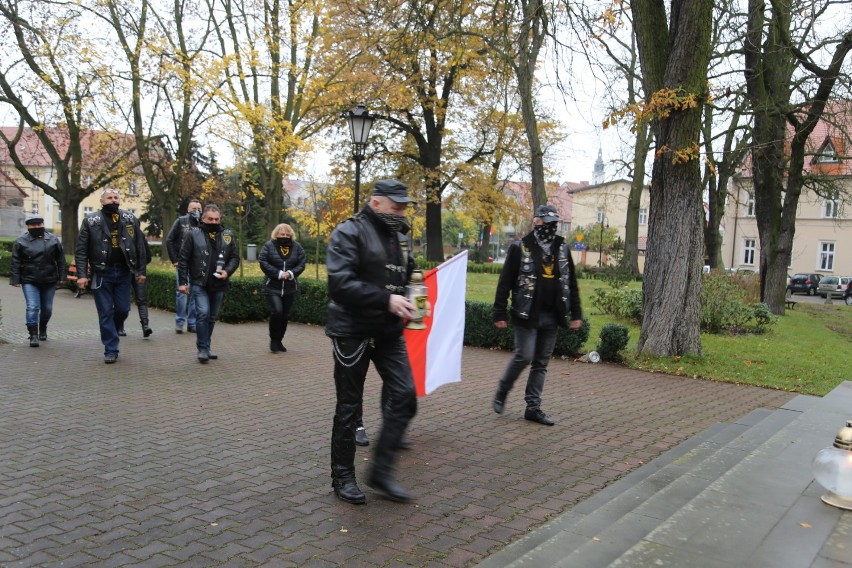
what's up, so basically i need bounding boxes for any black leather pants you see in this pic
[131,278,149,324]
[266,294,295,342]
[330,335,417,481]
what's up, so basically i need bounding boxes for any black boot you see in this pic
[38,321,48,342]
[139,304,152,337]
[27,325,39,348]
[367,467,411,503]
[331,478,366,504]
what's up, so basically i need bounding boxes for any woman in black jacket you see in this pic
[10,215,67,347]
[258,223,306,353]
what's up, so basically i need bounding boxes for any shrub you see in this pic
[750,302,776,334]
[591,287,643,323]
[596,323,629,362]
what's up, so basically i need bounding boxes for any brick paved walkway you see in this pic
[0,278,794,567]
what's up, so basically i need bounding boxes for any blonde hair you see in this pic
[271,223,294,240]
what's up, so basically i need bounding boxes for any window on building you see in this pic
[823,197,840,218]
[745,192,755,217]
[596,209,605,223]
[639,208,648,225]
[743,238,756,265]
[84,207,93,216]
[129,181,138,196]
[815,140,841,163]
[819,241,835,271]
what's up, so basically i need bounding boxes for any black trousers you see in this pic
[266,294,295,342]
[130,277,149,323]
[330,335,417,481]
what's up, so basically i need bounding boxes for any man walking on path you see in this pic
[492,204,583,426]
[325,179,420,505]
[167,199,202,334]
[178,204,239,363]
[75,188,148,363]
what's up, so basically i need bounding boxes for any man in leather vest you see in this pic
[177,204,240,363]
[75,188,148,364]
[325,179,419,505]
[492,204,583,426]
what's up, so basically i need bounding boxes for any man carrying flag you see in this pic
[325,179,420,505]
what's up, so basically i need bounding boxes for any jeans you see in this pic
[192,284,224,352]
[175,271,196,327]
[21,283,56,328]
[330,335,417,481]
[91,265,132,355]
[497,312,559,409]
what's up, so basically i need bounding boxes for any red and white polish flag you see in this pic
[404,250,467,396]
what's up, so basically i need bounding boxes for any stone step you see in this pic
[609,385,851,568]
[474,395,819,568]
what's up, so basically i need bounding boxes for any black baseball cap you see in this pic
[534,204,560,223]
[372,179,415,203]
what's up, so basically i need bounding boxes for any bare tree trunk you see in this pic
[633,0,713,357]
[622,122,651,276]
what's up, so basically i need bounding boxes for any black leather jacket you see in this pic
[75,210,148,277]
[166,213,200,262]
[258,239,306,297]
[178,226,240,290]
[494,232,583,328]
[10,231,66,285]
[325,205,415,338]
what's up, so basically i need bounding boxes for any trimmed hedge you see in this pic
[0,260,590,356]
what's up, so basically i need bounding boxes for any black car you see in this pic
[788,273,822,296]
[845,280,852,306]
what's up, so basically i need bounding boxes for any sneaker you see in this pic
[117,328,127,337]
[175,324,184,334]
[524,407,555,426]
[197,350,209,363]
[104,352,118,364]
[208,352,218,360]
[355,427,370,447]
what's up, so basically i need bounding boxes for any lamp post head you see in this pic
[345,104,375,159]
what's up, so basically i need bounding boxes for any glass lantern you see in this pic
[405,270,428,330]
[812,420,852,510]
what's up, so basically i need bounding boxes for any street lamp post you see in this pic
[344,104,375,214]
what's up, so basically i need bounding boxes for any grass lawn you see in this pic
[176,260,850,397]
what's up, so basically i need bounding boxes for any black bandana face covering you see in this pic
[534,222,557,244]
[28,227,45,239]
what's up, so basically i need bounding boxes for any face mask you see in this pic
[28,227,45,239]
[375,211,405,233]
[203,223,220,233]
[276,237,292,246]
[102,203,119,214]
[189,210,201,221]
[533,223,557,243]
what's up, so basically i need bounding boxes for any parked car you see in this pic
[845,281,852,306]
[787,273,823,296]
[818,276,852,299]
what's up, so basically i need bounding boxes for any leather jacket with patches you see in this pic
[166,213,200,263]
[325,205,415,338]
[75,210,148,277]
[178,226,240,291]
[493,232,583,328]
